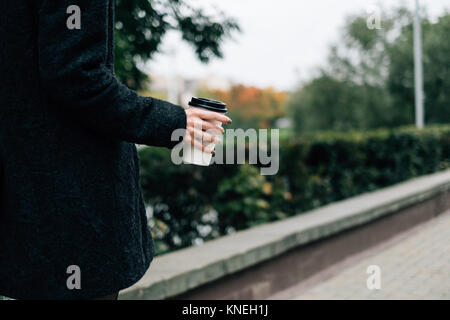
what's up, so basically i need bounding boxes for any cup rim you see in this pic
[189,97,227,113]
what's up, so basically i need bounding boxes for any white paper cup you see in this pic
[182,97,227,166]
[182,119,222,166]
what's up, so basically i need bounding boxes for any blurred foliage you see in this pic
[388,13,450,124]
[197,84,288,129]
[139,125,450,255]
[288,7,450,132]
[138,89,168,101]
[214,165,286,234]
[114,0,240,90]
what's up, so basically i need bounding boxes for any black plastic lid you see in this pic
[188,97,227,113]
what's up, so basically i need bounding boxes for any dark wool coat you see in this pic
[0,0,187,299]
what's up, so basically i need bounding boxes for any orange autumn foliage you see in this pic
[199,84,288,129]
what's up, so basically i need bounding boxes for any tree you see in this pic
[198,84,288,129]
[115,0,240,90]
[388,13,450,124]
[288,6,450,133]
[289,75,365,132]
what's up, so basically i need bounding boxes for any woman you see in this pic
[0,0,230,299]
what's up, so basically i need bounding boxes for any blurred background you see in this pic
[113,0,450,256]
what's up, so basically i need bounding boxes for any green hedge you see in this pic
[138,125,450,255]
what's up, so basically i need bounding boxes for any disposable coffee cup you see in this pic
[183,97,228,166]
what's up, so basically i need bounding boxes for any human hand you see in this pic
[184,108,232,154]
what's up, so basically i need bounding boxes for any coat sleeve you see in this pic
[37,0,186,148]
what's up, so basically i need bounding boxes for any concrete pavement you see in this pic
[292,211,450,300]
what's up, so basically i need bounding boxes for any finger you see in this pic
[190,118,225,134]
[184,134,214,154]
[202,120,225,134]
[188,127,220,144]
[193,109,232,124]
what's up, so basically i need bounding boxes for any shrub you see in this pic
[138,125,450,255]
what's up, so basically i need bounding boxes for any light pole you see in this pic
[413,0,424,129]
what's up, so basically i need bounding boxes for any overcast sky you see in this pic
[145,0,449,91]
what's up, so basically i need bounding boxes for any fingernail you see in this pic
[228,119,232,124]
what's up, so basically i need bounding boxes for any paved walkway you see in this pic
[291,211,450,300]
